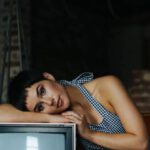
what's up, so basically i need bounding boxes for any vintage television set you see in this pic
[0,123,76,150]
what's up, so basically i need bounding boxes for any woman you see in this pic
[8,70,149,150]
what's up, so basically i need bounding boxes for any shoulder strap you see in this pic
[59,72,94,86]
[59,72,115,118]
[75,83,110,118]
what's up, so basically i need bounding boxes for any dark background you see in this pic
[29,0,150,86]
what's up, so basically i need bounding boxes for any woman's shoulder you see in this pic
[90,75,120,86]
[84,75,121,93]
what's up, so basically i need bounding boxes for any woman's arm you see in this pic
[63,76,149,150]
[87,76,149,150]
[0,104,70,123]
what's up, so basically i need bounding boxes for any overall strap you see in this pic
[76,84,124,126]
[59,72,94,86]
[75,83,111,118]
[59,72,110,118]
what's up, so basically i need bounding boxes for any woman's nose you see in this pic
[41,98,54,106]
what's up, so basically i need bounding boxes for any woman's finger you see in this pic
[63,115,82,124]
[62,111,83,120]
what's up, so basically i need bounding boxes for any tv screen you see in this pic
[0,123,76,150]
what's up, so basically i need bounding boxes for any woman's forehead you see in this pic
[25,87,38,110]
[25,87,34,98]
[30,80,49,87]
[26,80,51,94]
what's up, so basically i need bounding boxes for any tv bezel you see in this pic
[0,123,76,150]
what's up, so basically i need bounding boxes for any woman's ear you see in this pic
[43,72,55,81]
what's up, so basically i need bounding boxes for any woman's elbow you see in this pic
[138,137,149,150]
[142,139,149,150]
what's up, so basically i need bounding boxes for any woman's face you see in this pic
[25,75,70,114]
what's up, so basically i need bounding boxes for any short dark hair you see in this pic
[8,70,45,111]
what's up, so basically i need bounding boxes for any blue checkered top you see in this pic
[59,72,126,150]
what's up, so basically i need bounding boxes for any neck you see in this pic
[65,86,83,109]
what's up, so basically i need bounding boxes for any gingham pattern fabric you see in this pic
[59,72,126,150]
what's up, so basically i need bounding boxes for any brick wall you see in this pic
[0,0,30,102]
[128,70,150,113]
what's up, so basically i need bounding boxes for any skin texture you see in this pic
[0,72,149,149]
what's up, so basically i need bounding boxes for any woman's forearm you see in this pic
[84,130,148,150]
[0,104,70,123]
[0,104,49,122]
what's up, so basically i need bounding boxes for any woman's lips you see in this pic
[57,97,63,108]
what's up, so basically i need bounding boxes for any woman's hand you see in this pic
[47,114,71,123]
[62,111,91,138]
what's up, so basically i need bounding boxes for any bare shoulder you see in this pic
[86,75,122,89]
[84,75,123,98]
[95,75,121,85]
[96,75,129,99]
